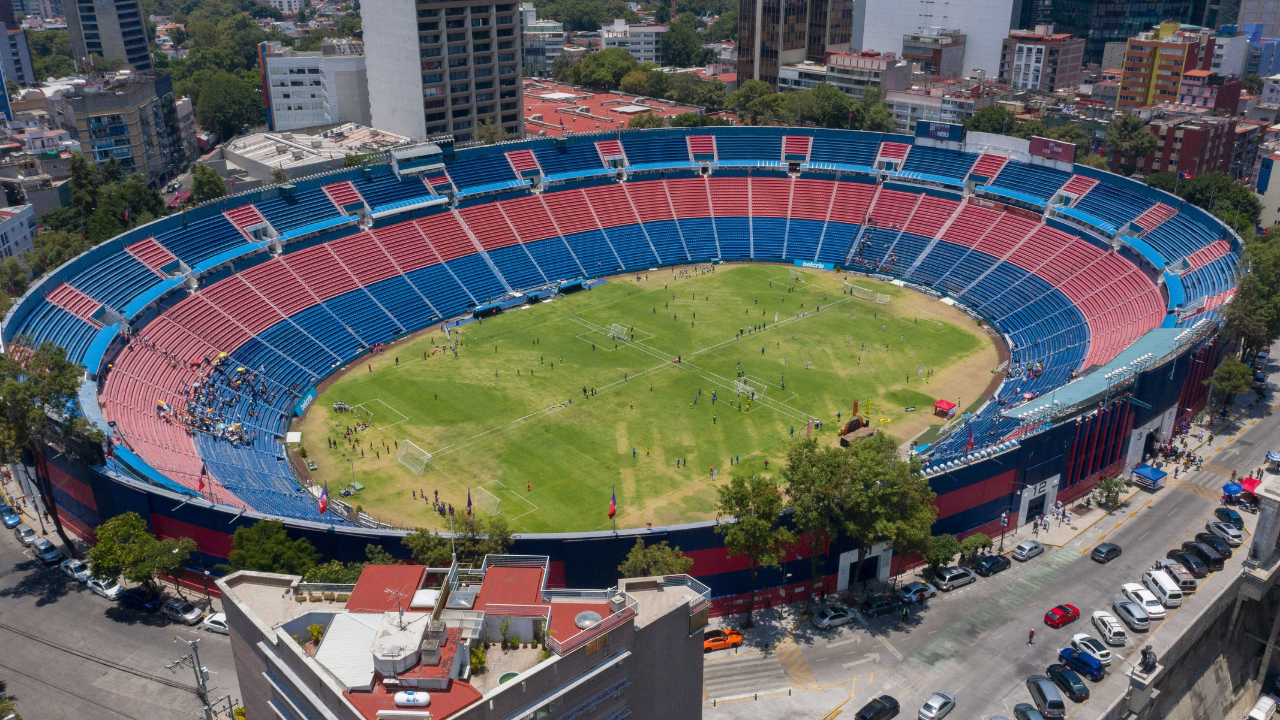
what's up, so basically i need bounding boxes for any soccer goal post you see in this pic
[732,377,765,399]
[474,486,501,515]
[608,323,628,339]
[846,283,876,300]
[875,294,891,304]
[397,440,431,475]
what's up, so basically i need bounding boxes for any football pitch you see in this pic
[298,264,998,533]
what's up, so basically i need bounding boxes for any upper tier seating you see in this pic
[901,146,978,180]
[354,173,432,208]
[535,142,604,176]
[156,213,248,265]
[70,251,161,311]
[1074,182,1156,229]
[987,163,1071,201]
[256,188,343,233]
[620,135,692,165]
[446,152,517,189]
[810,137,878,167]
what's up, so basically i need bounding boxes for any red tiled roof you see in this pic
[345,565,426,613]
[474,566,543,608]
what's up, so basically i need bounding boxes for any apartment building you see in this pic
[0,204,35,258]
[521,4,563,76]
[736,0,853,87]
[216,557,706,720]
[887,83,1001,133]
[1118,23,1214,109]
[65,0,154,73]
[997,25,1085,92]
[1117,113,1236,175]
[602,19,667,64]
[856,0,1018,76]
[263,0,303,12]
[259,39,371,132]
[1178,69,1241,110]
[46,73,191,186]
[1210,26,1249,76]
[902,28,967,78]
[778,50,911,99]
[363,0,523,143]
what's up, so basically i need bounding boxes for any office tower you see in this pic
[902,28,967,77]
[1020,0,1196,64]
[363,0,523,143]
[259,39,371,132]
[856,0,1018,77]
[736,0,854,87]
[65,0,154,73]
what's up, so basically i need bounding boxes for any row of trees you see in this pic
[962,105,1110,170]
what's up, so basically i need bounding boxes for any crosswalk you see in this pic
[776,637,819,689]
[703,650,792,702]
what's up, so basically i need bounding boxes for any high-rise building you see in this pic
[1118,23,1214,109]
[602,19,668,65]
[46,73,191,185]
[363,0,523,143]
[1113,113,1235,174]
[855,0,1018,77]
[520,3,563,76]
[1017,0,1196,65]
[1237,0,1280,37]
[1210,25,1249,76]
[736,0,853,87]
[998,25,1085,91]
[65,0,154,73]
[0,0,34,86]
[259,39,371,132]
[902,28,967,77]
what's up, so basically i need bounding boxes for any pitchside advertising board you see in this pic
[294,387,317,416]
[795,259,835,270]
[914,121,963,142]
[1029,136,1077,165]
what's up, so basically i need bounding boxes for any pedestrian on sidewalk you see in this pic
[902,605,909,621]
[1028,629,1035,645]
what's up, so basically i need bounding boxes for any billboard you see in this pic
[914,121,964,142]
[1029,136,1077,164]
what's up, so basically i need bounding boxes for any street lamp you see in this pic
[999,511,1009,552]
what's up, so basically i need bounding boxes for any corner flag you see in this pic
[467,489,473,517]
[608,489,617,519]
[318,482,328,514]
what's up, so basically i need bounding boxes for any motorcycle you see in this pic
[1238,502,1258,514]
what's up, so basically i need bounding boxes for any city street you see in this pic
[705,387,1275,720]
[0,521,239,719]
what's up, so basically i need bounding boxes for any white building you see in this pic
[262,0,303,13]
[1211,32,1249,78]
[854,0,1018,77]
[778,50,912,99]
[521,4,563,76]
[260,39,371,132]
[0,204,36,259]
[602,19,668,64]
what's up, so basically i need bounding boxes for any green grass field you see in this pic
[299,264,997,533]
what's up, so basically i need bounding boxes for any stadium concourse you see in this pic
[1,127,1240,602]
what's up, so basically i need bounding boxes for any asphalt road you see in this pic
[706,374,1275,720]
[0,526,240,719]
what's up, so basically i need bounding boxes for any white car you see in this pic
[1206,521,1244,547]
[202,612,229,635]
[919,691,956,720]
[1091,611,1127,646]
[1121,583,1166,618]
[162,598,204,626]
[59,558,91,583]
[1070,633,1112,666]
[812,604,857,630]
[88,577,124,600]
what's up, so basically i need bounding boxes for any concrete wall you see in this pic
[362,0,427,141]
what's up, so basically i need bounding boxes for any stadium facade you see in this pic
[3,126,1237,613]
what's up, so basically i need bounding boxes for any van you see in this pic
[1182,541,1225,571]
[1155,561,1198,593]
[1247,695,1277,720]
[1142,570,1183,608]
[1026,675,1066,719]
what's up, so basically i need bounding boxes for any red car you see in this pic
[1044,604,1080,628]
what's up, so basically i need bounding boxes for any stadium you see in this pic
[2,125,1236,613]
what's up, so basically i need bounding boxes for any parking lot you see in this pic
[0,515,239,719]
[704,393,1272,720]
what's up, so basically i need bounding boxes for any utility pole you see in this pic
[168,636,221,720]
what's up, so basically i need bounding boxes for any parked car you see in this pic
[934,567,977,591]
[59,558,91,582]
[1046,664,1090,701]
[1090,543,1122,564]
[1180,541,1224,571]
[1206,520,1244,547]
[203,613,230,635]
[1166,549,1209,578]
[1154,560,1198,592]
[163,599,203,625]
[0,505,20,529]
[854,695,900,720]
[918,691,955,720]
[813,604,857,630]
[1193,532,1232,558]
[1112,598,1150,631]
[88,576,124,600]
[1012,540,1045,562]
[1120,583,1166,619]
[862,595,904,618]
[1057,647,1106,681]
[13,523,36,546]
[1026,675,1067,718]
[119,588,163,613]
[897,582,938,604]
[1247,695,1278,720]
[1044,604,1080,628]
[1091,611,1127,646]
[1070,633,1112,666]
[975,555,1012,577]
[32,537,62,564]
[1213,507,1244,530]
[1013,703,1048,720]
[703,629,743,652]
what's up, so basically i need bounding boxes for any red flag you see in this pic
[967,425,974,451]
[197,462,207,493]
[608,489,617,519]
[466,489,472,517]
[318,482,328,514]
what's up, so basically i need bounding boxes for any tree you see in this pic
[304,558,364,583]
[1094,475,1133,510]
[668,71,705,105]
[617,538,695,577]
[403,528,454,567]
[6,78,19,100]
[783,437,841,612]
[364,543,402,565]
[450,515,512,564]
[476,119,509,145]
[1244,72,1263,95]
[1207,357,1254,408]
[958,532,992,563]
[920,533,961,574]
[190,163,227,204]
[1222,238,1280,357]
[669,112,731,127]
[627,112,665,128]
[88,512,196,592]
[221,519,321,575]
[558,47,638,89]
[706,9,736,42]
[856,88,896,133]
[1104,112,1157,176]
[660,17,702,67]
[0,334,104,549]
[0,692,19,720]
[963,105,1018,136]
[195,71,265,141]
[715,472,794,627]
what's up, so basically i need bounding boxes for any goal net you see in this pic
[473,486,501,515]
[732,377,765,399]
[847,284,876,300]
[608,323,628,340]
[397,440,431,475]
[875,294,891,304]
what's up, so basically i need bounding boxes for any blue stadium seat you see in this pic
[562,230,623,276]
[353,174,433,207]
[620,136,691,165]
[752,218,788,259]
[487,244,547,290]
[446,253,507,303]
[901,146,978,180]
[784,219,825,261]
[640,220,691,264]
[988,162,1070,201]
[15,302,98,362]
[809,138,878,167]
[717,135,781,161]
[1074,183,1156,229]
[535,143,603,176]
[256,189,342,233]
[714,217,751,259]
[816,221,859,264]
[70,252,160,311]
[156,214,247,266]
[675,218,719,260]
[447,153,516,189]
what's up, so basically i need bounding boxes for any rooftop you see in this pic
[222,123,413,172]
[522,79,712,136]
